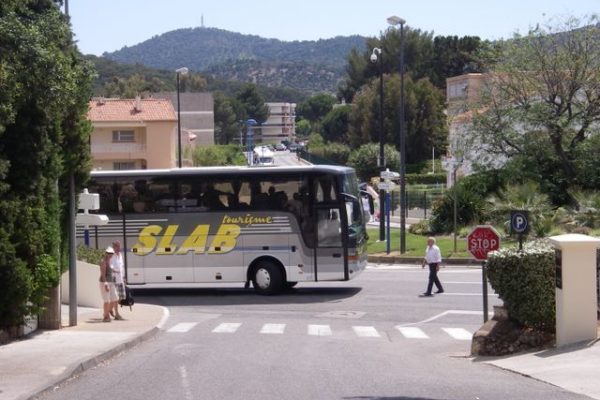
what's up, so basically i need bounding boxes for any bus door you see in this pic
[314,206,345,281]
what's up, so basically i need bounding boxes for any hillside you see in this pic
[103,27,367,94]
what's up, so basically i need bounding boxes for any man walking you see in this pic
[421,237,444,297]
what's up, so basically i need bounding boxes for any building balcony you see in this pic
[91,143,147,154]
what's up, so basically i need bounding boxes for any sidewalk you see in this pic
[0,303,168,400]
[481,336,600,400]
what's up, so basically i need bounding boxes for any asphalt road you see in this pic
[273,149,305,166]
[35,266,589,400]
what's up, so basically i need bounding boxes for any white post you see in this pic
[549,234,600,347]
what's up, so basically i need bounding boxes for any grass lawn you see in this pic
[367,227,517,258]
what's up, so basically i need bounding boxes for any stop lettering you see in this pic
[467,226,501,261]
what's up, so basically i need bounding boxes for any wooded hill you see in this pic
[102,27,367,95]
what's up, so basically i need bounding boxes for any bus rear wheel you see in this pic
[252,261,283,295]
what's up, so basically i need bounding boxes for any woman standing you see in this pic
[99,247,119,322]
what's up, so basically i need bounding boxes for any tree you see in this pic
[235,84,270,141]
[321,105,351,143]
[348,73,447,164]
[296,93,337,135]
[213,92,243,144]
[236,83,270,124]
[338,27,486,102]
[0,1,93,328]
[348,143,400,181]
[295,119,312,137]
[468,16,600,206]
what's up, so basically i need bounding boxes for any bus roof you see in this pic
[90,165,354,178]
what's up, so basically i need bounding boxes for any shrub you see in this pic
[408,219,431,235]
[77,245,104,265]
[429,170,505,233]
[486,240,555,331]
[405,173,447,185]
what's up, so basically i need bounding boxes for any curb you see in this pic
[368,255,480,266]
[29,306,169,400]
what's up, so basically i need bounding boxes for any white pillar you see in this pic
[549,234,600,347]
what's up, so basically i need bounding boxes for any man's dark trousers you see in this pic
[426,263,443,294]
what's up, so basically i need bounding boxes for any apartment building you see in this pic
[444,73,488,185]
[152,92,215,146]
[259,102,296,143]
[88,97,177,170]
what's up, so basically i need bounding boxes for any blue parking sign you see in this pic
[511,210,529,234]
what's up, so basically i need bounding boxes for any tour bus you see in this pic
[82,165,369,294]
[253,146,274,166]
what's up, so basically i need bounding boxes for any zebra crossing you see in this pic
[166,321,474,341]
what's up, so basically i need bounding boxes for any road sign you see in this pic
[467,225,501,261]
[377,182,396,191]
[510,210,529,234]
[380,170,399,180]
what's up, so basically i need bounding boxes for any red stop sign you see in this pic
[467,225,501,260]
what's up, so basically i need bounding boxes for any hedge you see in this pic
[486,240,555,331]
[405,173,447,185]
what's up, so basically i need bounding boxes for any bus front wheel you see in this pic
[252,261,283,295]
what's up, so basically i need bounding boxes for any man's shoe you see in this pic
[435,290,444,294]
[419,293,433,297]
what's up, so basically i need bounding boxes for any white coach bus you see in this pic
[82,165,369,294]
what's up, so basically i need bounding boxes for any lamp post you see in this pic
[387,15,407,253]
[370,47,385,242]
[245,119,258,165]
[175,67,189,168]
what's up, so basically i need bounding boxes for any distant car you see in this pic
[275,143,286,151]
[288,143,299,152]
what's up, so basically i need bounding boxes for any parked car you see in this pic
[275,143,286,151]
[288,143,299,152]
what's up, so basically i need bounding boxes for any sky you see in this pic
[67,0,599,56]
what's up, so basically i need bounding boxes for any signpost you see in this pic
[467,225,501,322]
[510,210,529,250]
[379,169,399,254]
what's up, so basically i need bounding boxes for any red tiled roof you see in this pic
[88,98,177,122]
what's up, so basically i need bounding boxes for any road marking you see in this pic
[212,322,242,333]
[179,365,194,400]
[396,310,491,327]
[353,326,381,338]
[167,322,198,333]
[396,326,429,339]
[308,324,332,336]
[260,323,286,334]
[443,328,473,340]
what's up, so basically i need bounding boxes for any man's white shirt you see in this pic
[425,245,442,264]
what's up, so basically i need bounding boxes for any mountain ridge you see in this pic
[103,27,368,94]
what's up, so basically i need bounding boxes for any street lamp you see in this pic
[387,15,407,253]
[175,67,189,168]
[371,47,386,242]
[244,119,258,166]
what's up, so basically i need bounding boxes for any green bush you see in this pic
[29,255,60,314]
[190,144,246,166]
[0,258,32,328]
[486,240,555,331]
[429,170,505,233]
[408,219,431,235]
[406,173,447,185]
[77,245,104,266]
